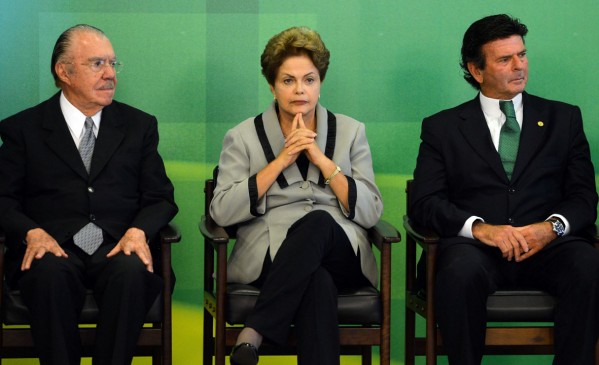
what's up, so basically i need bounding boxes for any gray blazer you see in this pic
[210,103,383,286]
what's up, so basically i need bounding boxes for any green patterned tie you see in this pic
[498,100,520,180]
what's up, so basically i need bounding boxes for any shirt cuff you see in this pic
[458,216,485,239]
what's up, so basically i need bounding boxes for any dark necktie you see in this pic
[73,117,103,255]
[498,100,520,180]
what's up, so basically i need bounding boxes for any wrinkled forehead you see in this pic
[68,30,115,61]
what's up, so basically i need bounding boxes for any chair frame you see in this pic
[201,177,400,365]
[0,223,181,365]
[403,179,599,365]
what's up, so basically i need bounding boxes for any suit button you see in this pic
[88,187,94,193]
[301,181,310,189]
[90,214,96,221]
[507,218,515,224]
[304,206,313,212]
[508,187,516,194]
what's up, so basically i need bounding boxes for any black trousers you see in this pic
[245,210,370,365]
[435,239,599,365]
[11,240,162,365]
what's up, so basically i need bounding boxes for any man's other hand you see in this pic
[22,228,68,270]
[107,227,153,272]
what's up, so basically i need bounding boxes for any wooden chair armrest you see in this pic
[368,219,401,252]
[403,215,440,247]
[199,215,230,246]
[159,223,181,244]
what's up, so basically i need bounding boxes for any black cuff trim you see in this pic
[248,174,262,217]
[347,175,357,220]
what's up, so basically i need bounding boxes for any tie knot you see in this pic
[499,100,516,119]
[85,117,94,129]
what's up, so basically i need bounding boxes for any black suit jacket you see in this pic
[0,92,178,252]
[410,92,597,246]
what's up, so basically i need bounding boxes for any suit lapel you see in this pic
[89,103,125,181]
[311,105,335,187]
[458,96,508,182]
[43,94,89,180]
[510,92,548,182]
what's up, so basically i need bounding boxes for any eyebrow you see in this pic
[281,71,317,78]
[87,56,117,62]
[495,48,526,60]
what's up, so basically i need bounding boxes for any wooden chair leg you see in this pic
[426,325,437,365]
[361,346,372,365]
[203,308,214,365]
[405,306,416,365]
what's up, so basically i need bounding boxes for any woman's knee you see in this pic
[295,210,335,228]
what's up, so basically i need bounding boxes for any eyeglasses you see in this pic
[64,59,124,74]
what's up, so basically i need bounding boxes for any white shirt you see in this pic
[458,92,569,238]
[59,92,101,148]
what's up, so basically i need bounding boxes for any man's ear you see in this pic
[55,62,72,85]
[467,62,483,84]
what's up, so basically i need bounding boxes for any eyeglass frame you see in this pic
[62,57,124,74]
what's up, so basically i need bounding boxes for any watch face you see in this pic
[551,220,565,236]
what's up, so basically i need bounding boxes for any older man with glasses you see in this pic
[0,24,177,365]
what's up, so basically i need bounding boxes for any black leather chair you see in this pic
[0,224,180,365]
[201,171,400,365]
[403,179,599,365]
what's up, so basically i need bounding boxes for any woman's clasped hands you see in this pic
[282,113,323,164]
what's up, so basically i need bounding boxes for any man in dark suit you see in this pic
[0,24,178,365]
[410,14,599,365]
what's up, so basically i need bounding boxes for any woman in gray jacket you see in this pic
[210,26,383,365]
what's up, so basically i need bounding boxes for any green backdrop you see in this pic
[1,1,598,364]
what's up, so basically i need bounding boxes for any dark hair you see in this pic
[51,24,105,87]
[460,14,528,89]
[260,26,330,85]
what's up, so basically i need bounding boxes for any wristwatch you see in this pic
[547,218,565,237]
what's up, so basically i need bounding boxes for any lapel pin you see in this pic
[537,121,544,127]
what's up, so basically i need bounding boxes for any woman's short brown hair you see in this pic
[260,26,330,85]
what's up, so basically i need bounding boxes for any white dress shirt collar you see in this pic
[479,92,523,122]
[478,92,523,150]
[59,92,102,147]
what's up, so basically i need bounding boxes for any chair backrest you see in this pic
[406,179,414,214]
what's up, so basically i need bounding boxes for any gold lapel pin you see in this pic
[537,121,544,127]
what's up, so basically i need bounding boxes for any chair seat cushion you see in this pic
[225,283,381,325]
[2,287,163,325]
[486,290,556,322]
